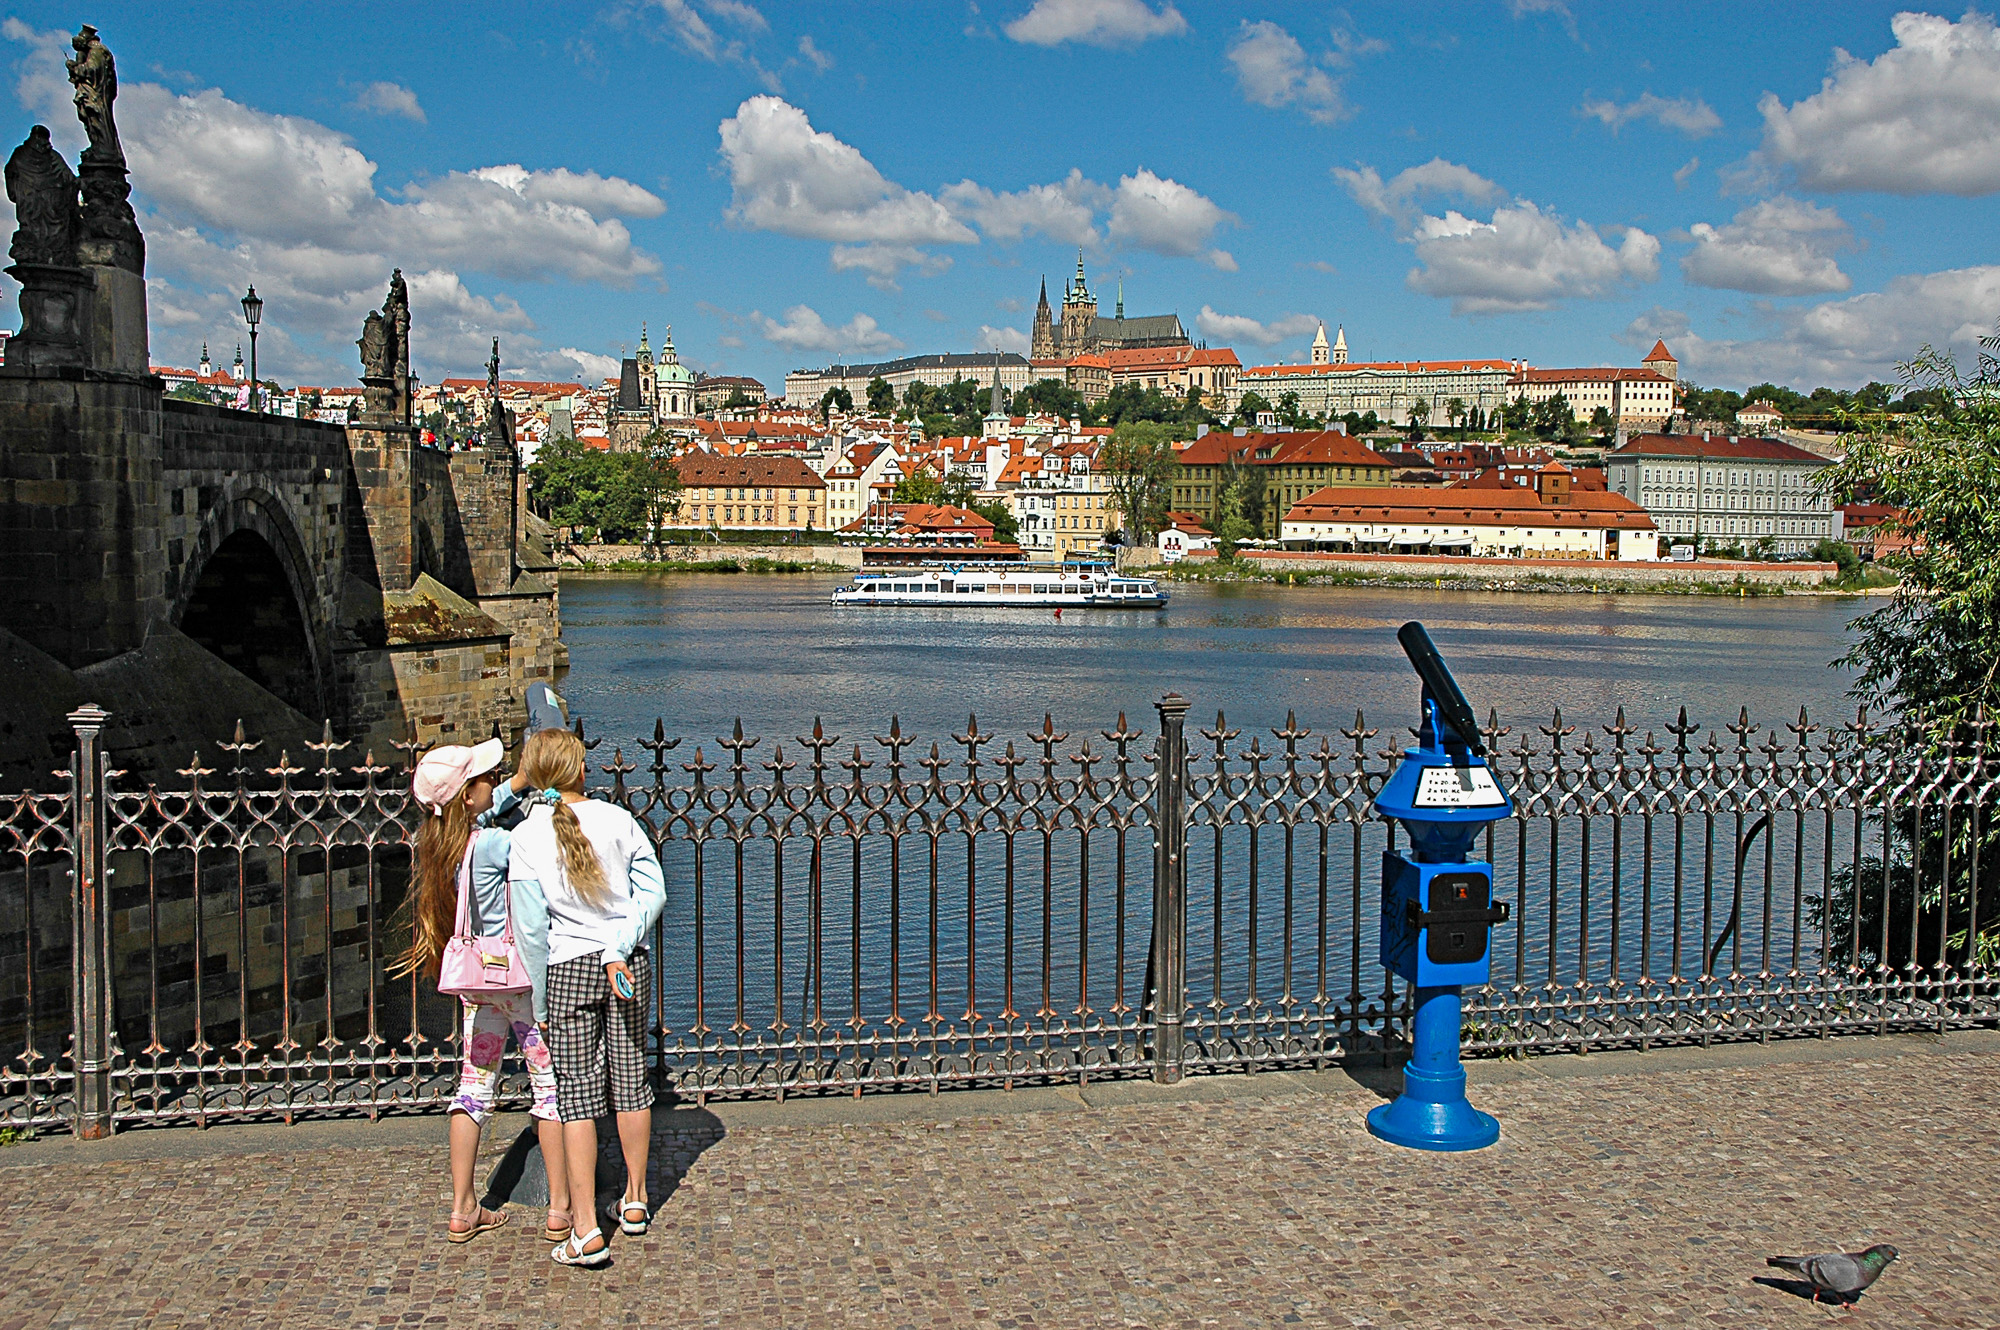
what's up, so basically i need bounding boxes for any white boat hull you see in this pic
[831,565,1168,609]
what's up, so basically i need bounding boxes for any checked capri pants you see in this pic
[545,949,654,1122]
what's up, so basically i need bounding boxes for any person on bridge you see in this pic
[396,739,572,1248]
[511,726,667,1268]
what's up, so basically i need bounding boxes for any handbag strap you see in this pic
[453,829,517,945]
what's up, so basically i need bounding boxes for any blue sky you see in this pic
[4,2,1999,393]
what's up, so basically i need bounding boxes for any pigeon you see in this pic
[1765,1244,1899,1308]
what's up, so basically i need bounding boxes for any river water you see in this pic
[552,574,1875,1048]
[556,573,1868,749]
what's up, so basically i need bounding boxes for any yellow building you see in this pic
[676,452,826,532]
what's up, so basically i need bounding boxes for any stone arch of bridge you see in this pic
[170,486,332,720]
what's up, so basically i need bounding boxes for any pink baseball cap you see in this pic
[411,738,505,815]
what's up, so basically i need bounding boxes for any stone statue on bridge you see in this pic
[65,25,121,164]
[358,270,412,423]
[5,125,79,268]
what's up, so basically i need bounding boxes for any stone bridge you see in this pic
[0,31,558,780]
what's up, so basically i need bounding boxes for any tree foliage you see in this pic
[527,434,682,543]
[865,376,895,414]
[1820,331,2000,737]
[1100,420,1179,542]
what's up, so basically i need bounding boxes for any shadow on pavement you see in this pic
[482,1103,728,1225]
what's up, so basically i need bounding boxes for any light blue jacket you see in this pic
[467,783,551,1022]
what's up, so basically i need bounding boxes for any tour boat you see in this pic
[831,560,1168,609]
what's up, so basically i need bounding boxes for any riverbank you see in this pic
[1135,549,1894,596]
[558,541,862,572]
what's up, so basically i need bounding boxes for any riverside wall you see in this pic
[559,542,863,569]
[1138,549,1839,588]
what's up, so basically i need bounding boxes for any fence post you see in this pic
[68,703,114,1139]
[1150,692,1190,1084]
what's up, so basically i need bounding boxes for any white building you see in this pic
[784,352,1036,406]
[1281,467,1659,561]
[1507,340,1680,430]
[1605,432,1833,555]
[1242,350,1513,425]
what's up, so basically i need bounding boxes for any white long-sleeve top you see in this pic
[508,798,665,969]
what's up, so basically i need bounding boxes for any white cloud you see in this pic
[1003,0,1187,48]
[1337,159,1655,314]
[1507,0,1578,41]
[1579,91,1721,137]
[1408,203,1658,315]
[1,26,663,384]
[1626,265,2000,386]
[940,169,1107,245]
[1194,307,1319,347]
[752,305,904,354]
[1756,10,2000,195]
[1333,157,1504,228]
[974,324,1031,354]
[350,81,425,123]
[1227,20,1348,124]
[796,35,834,72]
[829,243,953,290]
[718,95,975,245]
[1673,157,1700,189]
[1108,168,1236,269]
[647,0,778,89]
[558,347,622,381]
[1680,196,1852,295]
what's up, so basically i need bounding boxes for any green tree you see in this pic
[819,386,854,421]
[1589,406,1615,438]
[892,469,944,505]
[526,435,680,543]
[865,376,895,415]
[1445,397,1467,435]
[1232,390,1274,428]
[1015,377,1093,422]
[1813,328,2000,970]
[720,387,755,411]
[1275,390,1313,430]
[972,499,1018,543]
[1100,420,1179,542]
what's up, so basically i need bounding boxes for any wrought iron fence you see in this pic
[2,697,1994,1136]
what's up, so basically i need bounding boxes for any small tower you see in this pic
[1030,276,1056,361]
[1311,322,1330,366]
[231,344,245,382]
[1642,338,1678,383]
[636,321,658,419]
[1333,324,1349,365]
[1115,278,1124,322]
[983,348,1010,439]
[1060,249,1097,357]
[198,342,212,377]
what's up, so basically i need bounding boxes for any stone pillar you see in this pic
[342,423,419,592]
[0,374,167,666]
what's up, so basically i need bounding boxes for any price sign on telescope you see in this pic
[1411,765,1507,809]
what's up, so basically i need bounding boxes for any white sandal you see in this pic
[551,1227,610,1267]
[619,1198,652,1235]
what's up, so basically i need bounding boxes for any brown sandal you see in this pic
[447,1205,509,1244]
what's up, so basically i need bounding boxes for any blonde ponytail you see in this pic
[521,727,609,906]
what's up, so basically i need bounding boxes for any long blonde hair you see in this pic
[392,769,474,980]
[521,728,609,906]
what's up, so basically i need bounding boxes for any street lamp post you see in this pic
[240,286,263,413]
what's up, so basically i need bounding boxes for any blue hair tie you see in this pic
[543,787,564,805]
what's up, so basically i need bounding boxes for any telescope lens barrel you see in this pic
[1397,621,1486,754]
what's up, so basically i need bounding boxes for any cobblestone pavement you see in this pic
[1,1040,1995,1329]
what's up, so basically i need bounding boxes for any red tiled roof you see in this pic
[1609,433,1830,464]
[1177,429,1394,470]
[1510,367,1672,385]
[675,452,826,487]
[1644,340,1676,363]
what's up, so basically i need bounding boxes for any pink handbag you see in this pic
[437,831,533,998]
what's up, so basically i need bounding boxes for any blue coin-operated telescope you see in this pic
[1366,621,1513,1152]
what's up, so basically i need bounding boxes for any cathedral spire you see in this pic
[637,321,651,363]
[1073,248,1088,299]
[1116,278,1124,321]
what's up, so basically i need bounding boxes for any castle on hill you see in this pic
[1030,252,1189,360]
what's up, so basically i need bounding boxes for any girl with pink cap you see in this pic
[394,737,573,1246]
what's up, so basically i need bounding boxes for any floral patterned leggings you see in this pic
[452,991,559,1123]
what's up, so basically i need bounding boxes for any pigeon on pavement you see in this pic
[1765,1244,1899,1308]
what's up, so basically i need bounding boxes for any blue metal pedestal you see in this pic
[1366,985,1498,1152]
